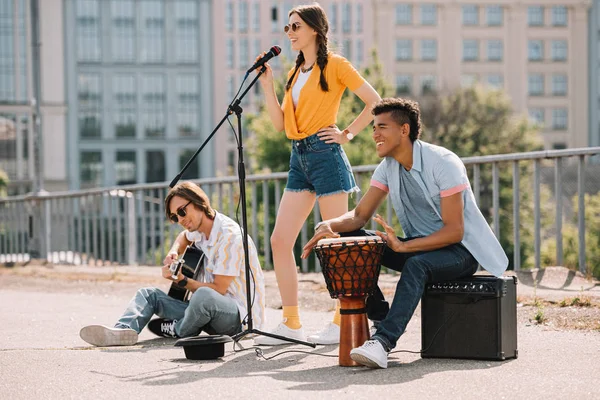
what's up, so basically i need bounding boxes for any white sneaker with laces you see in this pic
[307,322,340,345]
[80,325,138,347]
[350,339,389,369]
[253,322,306,346]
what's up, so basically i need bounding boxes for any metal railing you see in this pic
[1,147,599,275]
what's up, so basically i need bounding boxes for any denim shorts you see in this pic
[286,132,359,197]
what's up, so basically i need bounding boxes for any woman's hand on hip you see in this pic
[317,126,350,144]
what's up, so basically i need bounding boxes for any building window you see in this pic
[487,40,503,61]
[529,108,545,126]
[175,0,198,63]
[141,74,166,138]
[80,151,103,187]
[528,6,544,26]
[421,75,436,94]
[226,1,234,32]
[252,2,260,32]
[528,40,544,61]
[0,0,28,102]
[145,150,165,183]
[226,38,234,68]
[227,75,235,99]
[552,109,568,130]
[551,6,567,26]
[396,4,412,25]
[421,39,437,61]
[176,75,199,137]
[528,74,544,96]
[76,0,101,62]
[552,142,567,150]
[462,5,479,26]
[486,5,503,26]
[329,3,337,33]
[343,39,352,61]
[421,4,437,26]
[461,74,477,88]
[140,0,164,63]
[356,4,363,33]
[239,38,248,71]
[113,74,136,138]
[552,74,567,96]
[356,39,363,67]
[116,151,136,185]
[78,74,102,139]
[487,74,503,89]
[239,1,248,32]
[396,39,412,61]
[179,149,200,179]
[463,40,479,61]
[396,75,412,95]
[551,40,567,61]
[111,0,135,62]
[342,3,351,33]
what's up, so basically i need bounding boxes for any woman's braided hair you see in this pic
[285,4,330,92]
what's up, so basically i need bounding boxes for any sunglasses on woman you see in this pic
[284,22,302,33]
[169,200,192,223]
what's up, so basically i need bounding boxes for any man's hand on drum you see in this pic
[374,214,406,252]
[301,222,340,259]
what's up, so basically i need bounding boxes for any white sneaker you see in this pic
[80,325,138,347]
[350,339,389,369]
[253,322,306,346]
[370,324,378,337]
[307,322,340,345]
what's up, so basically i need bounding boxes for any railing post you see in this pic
[492,162,500,238]
[127,192,137,266]
[578,155,586,274]
[512,161,520,271]
[555,158,563,266]
[534,160,541,269]
[473,164,481,206]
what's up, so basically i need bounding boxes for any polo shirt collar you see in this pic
[411,140,423,172]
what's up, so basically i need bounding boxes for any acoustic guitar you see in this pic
[167,246,205,302]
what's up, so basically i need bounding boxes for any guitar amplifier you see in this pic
[421,275,518,361]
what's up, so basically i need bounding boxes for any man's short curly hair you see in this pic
[371,98,422,142]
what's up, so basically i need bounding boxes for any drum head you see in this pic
[316,236,383,246]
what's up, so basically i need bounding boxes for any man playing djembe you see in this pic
[302,98,508,368]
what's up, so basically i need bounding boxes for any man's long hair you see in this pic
[164,182,216,221]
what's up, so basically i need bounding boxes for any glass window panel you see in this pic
[395,75,412,95]
[528,73,544,96]
[141,74,166,138]
[462,5,479,26]
[343,39,351,61]
[529,108,545,126]
[176,75,199,137]
[0,2,16,101]
[356,4,363,33]
[76,0,101,62]
[227,38,234,68]
[116,151,136,185]
[552,6,567,26]
[342,3,351,33]
[239,38,249,71]
[175,0,198,63]
[528,40,544,61]
[421,39,437,61]
[78,74,102,138]
[551,40,567,61]
[463,39,479,61]
[111,0,135,62]
[487,40,503,61]
[226,1,234,32]
[421,4,437,26]
[552,74,567,96]
[356,39,363,67]
[421,75,436,94]
[140,0,164,63]
[396,4,412,25]
[487,74,503,89]
[179,149,200,179]
[113,74,136,138]
[239,1,248,32]
[461,74,477,88]
[329,4,337,33]
[528,6,544,26]
[145,150,165,183]
[252,2,260,32]
[486,5,503,26]
[396,39,412,61]
[80,151,103,187]
[552,109,568,130]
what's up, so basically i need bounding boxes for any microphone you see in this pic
[246,46,281,74]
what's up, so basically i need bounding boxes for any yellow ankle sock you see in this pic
[332,302,341,326]
[282,306,301,329]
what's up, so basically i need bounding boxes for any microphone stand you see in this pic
[171,66,316,348]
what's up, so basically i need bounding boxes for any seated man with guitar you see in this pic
[80,181,266,347]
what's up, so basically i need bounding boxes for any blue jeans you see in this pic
[115,287,242,337]
[342,231,478,350]
[287,132,359,197]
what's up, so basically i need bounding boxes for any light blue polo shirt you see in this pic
[371,140,508,277]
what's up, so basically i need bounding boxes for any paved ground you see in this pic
[0,264,599,400]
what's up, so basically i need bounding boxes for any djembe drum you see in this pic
[314,236,385,366]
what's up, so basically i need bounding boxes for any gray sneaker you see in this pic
[80,325,138,347]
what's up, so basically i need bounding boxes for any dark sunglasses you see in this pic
[284,22,301,33]
[169,200,192,223]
